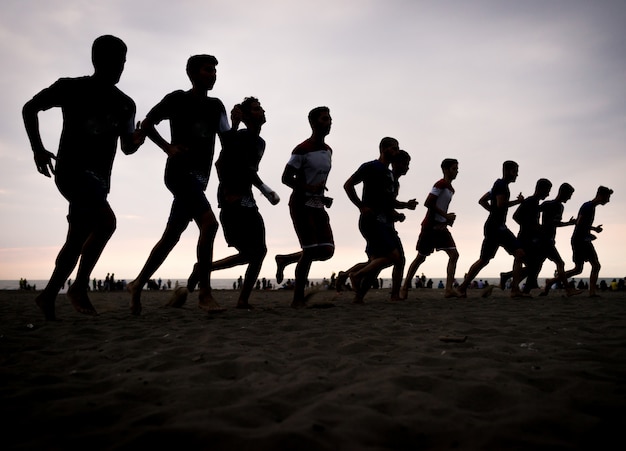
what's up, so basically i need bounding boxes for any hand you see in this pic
[230,104,242,129]
[446,212,456,226]
[33,148,56,178]
[166,143,188,158]
[132,121,147,146]
[406,198,418,210]
[567,216,576,225]
[517,192,524,202]
[596,224,603,233]
[265,191,280,205]
[260,183,280,205]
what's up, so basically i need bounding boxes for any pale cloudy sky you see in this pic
[1,0,625,283]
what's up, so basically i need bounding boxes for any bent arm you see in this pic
[343,176,362,210]
[479,192,491,211]
[141,117,180,157]
[120,121,146,155]
[22,98,56,177]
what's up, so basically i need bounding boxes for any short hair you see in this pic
[379,137,398,152]
[558,183,575,197]
[536,178,552,192]
[92,35,127,66]
[597,186,614,197]
[395,149,411,164]
[441,158,458,170]
[240,96,260,117]
[503,160,519,172]
[186,54,218,78]
[308,106,330,124]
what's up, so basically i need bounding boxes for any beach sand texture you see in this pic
[1,288,625,450]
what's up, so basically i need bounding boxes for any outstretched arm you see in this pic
[395,198,418,210]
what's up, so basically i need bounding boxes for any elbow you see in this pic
[22,102,35,122]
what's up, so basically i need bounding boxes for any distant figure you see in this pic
[336,149,417,303]
[274,107,334,308]
[128,54,229,314]
[456,161,526,298]
[538,183,582,296]
[401,158,460,300]
[558,186,613,297]
[22,35,145,320]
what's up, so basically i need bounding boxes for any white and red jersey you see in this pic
[422,178,455,227]
[287,138,332,207]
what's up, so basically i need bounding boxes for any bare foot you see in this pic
[67,285,98,316]
[198,289,226,313]
[126,280,142,315]
[275,255,286,284]
[291,298,307,309]
[444,289,461,298]
[511,289,532,299]
[187,263,200,293]
[481,285,495,298]
[335,271,348,292]
[349,273,365,304]
[35,292,57,321]
[236,302,254,309]
[566,288,583,297]
[399,285,409,300]
[499,272,508,290]
[166,286,189,308]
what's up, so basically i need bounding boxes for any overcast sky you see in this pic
[1,0,625,284]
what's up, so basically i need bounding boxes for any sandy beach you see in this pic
[1,287,625,450]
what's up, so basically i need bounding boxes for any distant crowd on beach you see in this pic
[22,35,615,321]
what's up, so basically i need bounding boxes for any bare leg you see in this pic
[275,252,301,284]
[444,248,460,298]
[510,251,529,298]
[336,262,367,293]
[129,219,189,315]
[589,260,601,297]
[36,218,90,320]
[458,258,489,297]
[292,251,314,308]
[67,205,117,316]
[211,248,267,308]
[401,254,425,300]
[390,255,405,301]
[195,209,225,312]
[292,245,334,308]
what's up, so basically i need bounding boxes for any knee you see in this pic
[201,220,219,238]
[449,249,459,262]
[100,208,117,235]
[318,245,334,261]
